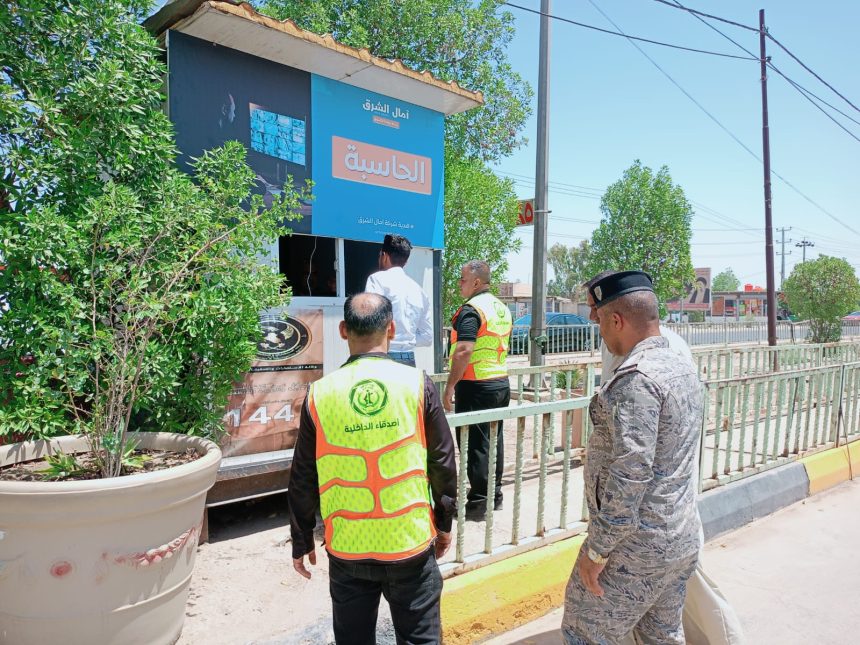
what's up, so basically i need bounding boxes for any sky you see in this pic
[493,0,860,289]
[149,1,859,290]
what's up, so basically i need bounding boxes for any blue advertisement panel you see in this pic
[311,75,445,248]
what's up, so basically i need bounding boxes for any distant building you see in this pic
[497,282,574,319]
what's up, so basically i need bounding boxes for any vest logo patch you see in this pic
[492,301,508,318]
[349,379,389,417]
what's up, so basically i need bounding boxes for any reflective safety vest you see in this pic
[308,356,435,561]
[449,291,513,381]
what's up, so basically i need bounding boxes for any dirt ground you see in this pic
[179,494,399,645]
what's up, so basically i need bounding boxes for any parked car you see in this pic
[509,313,594,354]
[842,311,860,322]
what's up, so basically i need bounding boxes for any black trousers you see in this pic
[328,552,442,645]
[454,380,510,505]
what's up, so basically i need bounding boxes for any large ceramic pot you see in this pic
[0,433,221,645]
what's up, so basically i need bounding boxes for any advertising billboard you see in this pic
[167,32,445,247]
[311,75,445,247]
[167,31,313,233]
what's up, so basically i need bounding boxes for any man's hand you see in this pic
[293,549,317,579]
[578,554,606,597]
[442,386,455,412]
[435,531,452,558]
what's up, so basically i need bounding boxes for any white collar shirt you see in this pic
[365,266,433,352]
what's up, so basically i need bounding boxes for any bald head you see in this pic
[603,290,659,330]
[344,292,393,337]
[464,260,491,284]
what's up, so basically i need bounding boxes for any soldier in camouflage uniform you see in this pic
[563,271,704,645]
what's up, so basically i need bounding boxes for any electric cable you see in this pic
[503,2,758,61]
[587,0,860,239]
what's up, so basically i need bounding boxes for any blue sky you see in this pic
[495,0,859,288]
[151,1,859,288]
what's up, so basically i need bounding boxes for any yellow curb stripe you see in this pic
[848,440,860,475]
[441,535,585,644]
[800,443,855,495]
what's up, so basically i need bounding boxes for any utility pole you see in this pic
[759,9,778,350]
[529,0,551,373]
[776,226,792,287]
[796,237,815,262]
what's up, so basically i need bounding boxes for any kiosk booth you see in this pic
[145,1,482,507]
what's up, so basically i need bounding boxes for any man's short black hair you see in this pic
[344,293,393,336]
[382,234,412,267]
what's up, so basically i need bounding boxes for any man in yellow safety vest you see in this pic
[288,292,457,644]
[443,260,512,519]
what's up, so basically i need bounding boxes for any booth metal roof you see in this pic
[145,1,484,116]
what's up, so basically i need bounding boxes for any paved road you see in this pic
[485,479,860,644]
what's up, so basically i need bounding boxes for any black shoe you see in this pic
[464,505,486,522]
[494,497,503,511]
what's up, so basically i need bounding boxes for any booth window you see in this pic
[279,235,337,297]
[343,240,384,296]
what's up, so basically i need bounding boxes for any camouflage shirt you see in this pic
[583,335,703,561]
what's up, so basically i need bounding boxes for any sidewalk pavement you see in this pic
[484,479,860,644]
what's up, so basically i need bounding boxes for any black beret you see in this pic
[588,270,654,308]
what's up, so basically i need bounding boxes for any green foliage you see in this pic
[587,161,695,307]
[712,268,740,292]
[687,310,705,323]
[553,367,582,391]
[38,453,92,481]
[442,152,520,319]
[782,256,860,343]
[254,0,533,163]
[0,0,306,477]
[548,241,592,302]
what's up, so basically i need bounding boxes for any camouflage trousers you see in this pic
[562,547,699,645]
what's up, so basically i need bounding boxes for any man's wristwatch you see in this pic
[586,547,608,565]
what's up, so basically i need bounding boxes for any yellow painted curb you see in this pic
[441,535,584,644]
[848,440,860,474]
[800,443,856,495]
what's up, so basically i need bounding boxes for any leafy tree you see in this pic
[587,161,694,306]
[255,0,532,163]
[712,268,740,292]
[253,0,530,315]
[547,240,592,302]
[0,0,305,474]
[782,256,860,343]
[442,152,520,319]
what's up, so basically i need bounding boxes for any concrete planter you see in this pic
[0,433,221,645]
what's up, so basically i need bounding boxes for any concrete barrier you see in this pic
[698,462,809,540]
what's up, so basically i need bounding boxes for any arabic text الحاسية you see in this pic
[343,147,426,185]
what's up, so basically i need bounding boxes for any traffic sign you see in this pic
[517,199,534,226]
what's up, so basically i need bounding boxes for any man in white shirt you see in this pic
[365,234,433,367]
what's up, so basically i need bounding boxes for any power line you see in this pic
[587,0,860,240]
[650,0,758,32]
[497,170,604,195]
[765,32,860,115]
[663,0,860,138]
[767,65,860,129]
[503,2,758,61]
[767,65,860,143]
[692,240,762,246]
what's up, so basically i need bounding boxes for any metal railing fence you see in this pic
[443,320,860,358]
[693,341,860,381]
[435,341,860,575]
[700,361,860,491]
